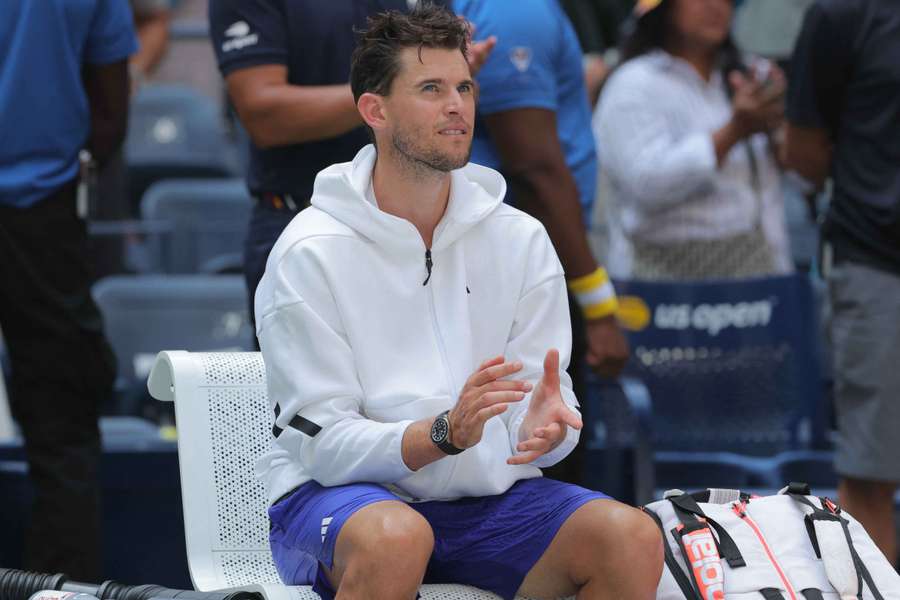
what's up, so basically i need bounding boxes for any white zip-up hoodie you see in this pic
[255,145,580,505]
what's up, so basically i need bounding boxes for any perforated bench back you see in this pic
[149,351,284,591]
[149,351,563,600]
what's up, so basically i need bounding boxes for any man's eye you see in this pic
[458,84,472,93]
[423,84,438,92]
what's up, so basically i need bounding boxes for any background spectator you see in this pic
[0,1,135,579]
[558,0,633,106]
[593,0,792,281]
[784,0,900,565]
[130,0,176,90]
[454,0,630,486]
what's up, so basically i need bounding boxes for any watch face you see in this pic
[431,417,449,444]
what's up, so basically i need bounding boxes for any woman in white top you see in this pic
[593,0,792,280]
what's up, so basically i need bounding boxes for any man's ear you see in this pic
[357,92,388,133]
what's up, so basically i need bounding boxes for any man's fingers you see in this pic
[474,390,525,412]
[507,450,544,465]
[542,349,560,388]
[470,360,523,387]
[533,422,561,440]
[474,401,510,426]
[559,408,583,430]
[481,379,532,394]
[516,435,552,453]
[476,355,505,371]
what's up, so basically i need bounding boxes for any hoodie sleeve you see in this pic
[500,223,581,468]
[256,248,415,488]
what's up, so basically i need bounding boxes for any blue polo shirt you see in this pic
[454,0,598,225]
[0,1,137,208]
[209,0,411,203]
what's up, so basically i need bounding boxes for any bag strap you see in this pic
[672,520,725,599]
[668,492,747,568]
[760,589,786,600]
[801,590,825,600]
[643,506,702,600]
[782,485,885,600]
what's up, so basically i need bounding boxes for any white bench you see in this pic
[148,351,566,600]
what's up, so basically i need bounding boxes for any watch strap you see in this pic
[434,410,464,455]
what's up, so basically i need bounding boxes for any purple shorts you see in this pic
[268,476,609,600]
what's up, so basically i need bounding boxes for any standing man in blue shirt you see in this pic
[0,1,136,580]
[453,0,630,485]
[208,0,493,327]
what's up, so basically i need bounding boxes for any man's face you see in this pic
[380,46,475,173]
[670,0,733,51]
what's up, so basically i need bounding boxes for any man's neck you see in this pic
[371,148,451,249]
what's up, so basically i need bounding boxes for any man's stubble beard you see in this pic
[390,126,472,178]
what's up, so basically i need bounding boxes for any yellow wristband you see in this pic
[568,267,619,319]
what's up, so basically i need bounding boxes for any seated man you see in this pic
[254,6,663,599]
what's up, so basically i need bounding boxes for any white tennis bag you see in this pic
[644,483,900,599]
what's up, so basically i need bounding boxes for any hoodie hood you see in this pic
[310,145,506,253]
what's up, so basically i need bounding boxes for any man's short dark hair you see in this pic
[350,4,470,104]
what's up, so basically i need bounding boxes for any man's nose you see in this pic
[444,89,463,114]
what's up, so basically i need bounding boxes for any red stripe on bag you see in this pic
[732,503,798,600]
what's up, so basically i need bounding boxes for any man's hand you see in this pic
[508,349,583,465]
[585,315,630,378]
[449,356,530,449]
[463,20,496,77]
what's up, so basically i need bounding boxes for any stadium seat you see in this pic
[140,178,252,273]
[125,84,238,214]
[93,275,254,416]
[612,273,831,492]
[148,351,573,600]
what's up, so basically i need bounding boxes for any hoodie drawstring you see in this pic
[423,249,433,286]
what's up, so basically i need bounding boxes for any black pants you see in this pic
[0,181,116,580]
[243,202,297,329]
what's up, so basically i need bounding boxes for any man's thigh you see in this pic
[416,477,607,600]
[268,480,400,583]
[518,498,655,599]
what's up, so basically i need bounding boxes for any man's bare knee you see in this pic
[569,501,663,597]
[519,499,664,599]
[352,502,435,557]
[329,501,434,596]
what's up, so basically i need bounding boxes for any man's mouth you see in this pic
[439,127,468,136]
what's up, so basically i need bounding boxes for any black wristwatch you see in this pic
[430,410,464,455]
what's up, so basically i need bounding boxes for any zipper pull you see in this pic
[422,249,433,286]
